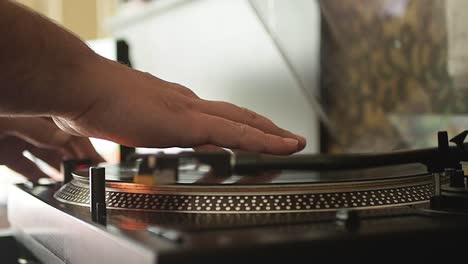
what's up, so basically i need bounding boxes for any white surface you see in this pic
[8,186,156,264]
[249,0,321,98]
[107,0,320,153]
[0,166,25,205]
[87,38,118,61]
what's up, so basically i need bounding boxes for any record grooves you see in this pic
[54,163,434,213]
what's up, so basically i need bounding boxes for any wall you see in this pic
[61,0,98,40]
[15,0,117,40]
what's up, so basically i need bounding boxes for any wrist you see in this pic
[51,52,107,119]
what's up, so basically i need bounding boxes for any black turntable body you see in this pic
[6,131,468,263]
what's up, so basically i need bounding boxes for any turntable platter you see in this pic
[71,162,428,185]
[54,162,433,214]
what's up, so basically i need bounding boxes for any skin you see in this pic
[0,117,104,181]
[0,1,306,180]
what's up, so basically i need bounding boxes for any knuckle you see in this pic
[170,83,198,98]
[238,123,248,138]
[242,107,257,121]
[183,98,196,110]
[185,114,208,146]
[261,134,270,153]
[240,107,260,126]
[162,95,194,113]
[233,123,249,149]
[178,85,198,97]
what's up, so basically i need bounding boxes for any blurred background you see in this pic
[2,0,468,202]
[15,0,117,40]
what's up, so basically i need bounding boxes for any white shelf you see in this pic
[106,0,193,32]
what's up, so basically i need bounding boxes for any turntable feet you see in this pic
[336,209,360,232]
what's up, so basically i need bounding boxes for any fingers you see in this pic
[150,80,306,153]
[193,144,228,153]
[67,137,106,164]
[28,147,63,171]
[0,135,102,182]
[7,117,74,154]
[2,155,49,182]
[193,100,306,151]
[188,113,299,155]
[4,117,105,163]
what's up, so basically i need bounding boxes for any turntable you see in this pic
[6,131,468,263]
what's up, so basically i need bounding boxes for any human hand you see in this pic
[0,1,305,155]
[53,57,307,155]
[0,117,104,181]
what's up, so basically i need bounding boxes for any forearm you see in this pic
[0,0,100,117]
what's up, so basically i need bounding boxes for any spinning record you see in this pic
[54,162,434,214]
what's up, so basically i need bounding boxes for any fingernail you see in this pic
[297,135,306,143]
[285,129,306,144]
[284,138,299,147]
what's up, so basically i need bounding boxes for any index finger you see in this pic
[187,113,300,155]
[193,99,306,150]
